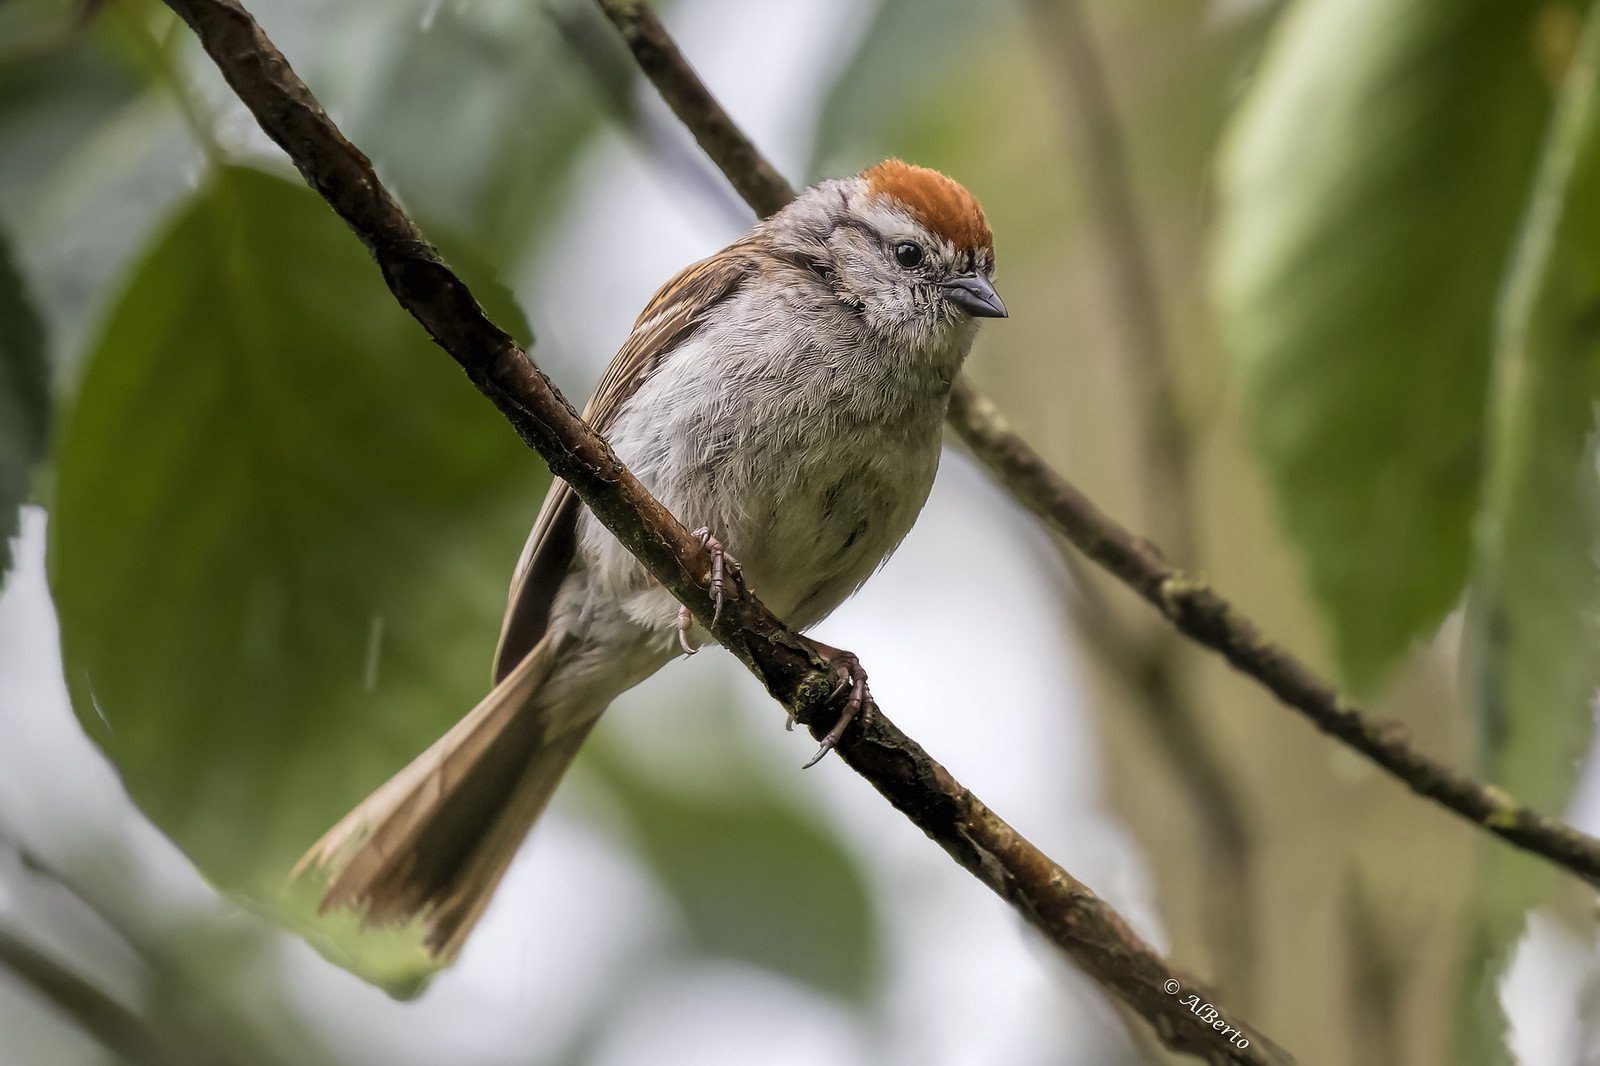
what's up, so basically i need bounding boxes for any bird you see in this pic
[294,159,1006,963]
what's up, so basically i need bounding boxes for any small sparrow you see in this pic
[296,160,1006,960]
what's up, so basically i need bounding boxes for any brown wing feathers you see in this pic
[491,245,755,680]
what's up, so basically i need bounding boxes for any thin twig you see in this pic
[0,926,189,1066]
[156,0,1285,1060]
[945,382,1600,886]
[1024,0,1255,998]
[591,0,791,217]
[0,827,269,1065]
[583,0,1600,901]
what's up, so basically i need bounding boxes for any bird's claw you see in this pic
[802,645,874,768]
[677,605,697,656]
[692,526,741,627]
[677,527,742,656]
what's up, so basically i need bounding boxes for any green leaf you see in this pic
[0,227,49,583]
[0,15,143,231]
[342,0,614,265]
[808,0,988,179]
[1473,0,1600,830]
[1456,8,1600,1062]
[1214,0,1551,688]
[588,740,880,1001]
[49,165,545,992]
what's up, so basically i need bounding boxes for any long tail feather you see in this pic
[293,633,599,958]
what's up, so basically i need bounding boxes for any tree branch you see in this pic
[588,0,1600,895]
[0,828,250,1066]
[593,0,792,218]
[0,926,199,1066]
[157,0,1284,1060]
[945,381,1600,886]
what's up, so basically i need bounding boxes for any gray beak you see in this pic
[941,275,1008,319]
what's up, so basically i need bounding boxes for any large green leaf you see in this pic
[1457,7,1600,1061]
[1214,0,1550,688]
[49,165,546,991]
[0,228,49,583]
[1473,0,1600,837]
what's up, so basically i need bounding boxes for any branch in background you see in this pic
[0,828,249,1066]
[0,926,189,1066]
[587,0,1600,897]
[1024,0,1256,998]
[157,0,1283,1060]
[945,382,1600,886]
[590,0,792,217]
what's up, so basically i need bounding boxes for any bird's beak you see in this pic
[941,275,1007,319]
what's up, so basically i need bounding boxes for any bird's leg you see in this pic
[677,527,742,656]
[799,637,875,768]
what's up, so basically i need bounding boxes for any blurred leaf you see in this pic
[49,165,546,991]
[18,93,201,376]
[0,2,200,375]
[0,228,49,583]
[1456,8,1600,1061]
[1214,0,1550,688]
[809,0,989,179]
[590,747,880,1001]
[0,6,143,231]
[344,0,616,265]
[1472,0,1600,838]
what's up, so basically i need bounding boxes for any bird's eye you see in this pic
[893,241,924,269]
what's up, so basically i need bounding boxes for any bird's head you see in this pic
[763,160,1005,349]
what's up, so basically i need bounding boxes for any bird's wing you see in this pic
[490,241,758,680]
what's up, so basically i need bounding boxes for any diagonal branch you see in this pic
[0,926,190,1066]
[945,382,1600,886]
[590,0,791,217]
[586,0,1600,892]
[0,826,257,1066]
[157,0,1285,1061]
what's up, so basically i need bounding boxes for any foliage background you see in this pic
[3,0,1600,1063]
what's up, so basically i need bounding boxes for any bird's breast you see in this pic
[587,316,957,632]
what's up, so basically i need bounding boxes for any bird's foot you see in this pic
[677,527,742,656]
[801,638,875,768]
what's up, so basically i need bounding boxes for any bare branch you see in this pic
[0,829,249,1066]
[156,0,1285,1060]
[945,381,1600,886]
[0,927,192,1066]
[592,0,792,218]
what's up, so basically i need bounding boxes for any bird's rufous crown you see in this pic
[863,159,993,259]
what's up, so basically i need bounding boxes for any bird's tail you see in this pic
[292,632,598,961]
